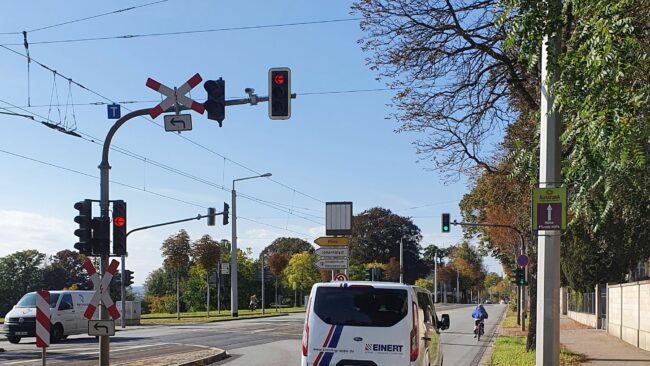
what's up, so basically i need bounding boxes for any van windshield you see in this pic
[16,293,60,308]
[314,287,408,327]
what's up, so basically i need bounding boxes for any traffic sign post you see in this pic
[89,320,115,336]
[164,114,192,132]
[315,258,348,269]
[107,104,121,119]
[83,259,121,321]
[146,73,205,119]
[315,247,348,257]
[333,272,349,281]
[532,187,567,230]
[314,237,349,247]
[517,254,529,267]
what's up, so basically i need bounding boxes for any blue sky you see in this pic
[0,0,502,284]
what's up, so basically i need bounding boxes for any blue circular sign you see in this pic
[517,254,529,267]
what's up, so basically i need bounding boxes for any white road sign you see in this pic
[315,259,348,269]
[221,262,230,275]
[164,114,192,132]
[315,247,348,257]
[88,320,115,336]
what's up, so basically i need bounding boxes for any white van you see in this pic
[3,290,96,344]
[301,282,450,366]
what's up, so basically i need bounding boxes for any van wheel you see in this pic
[6,336,20,344]
[51,324,64,343]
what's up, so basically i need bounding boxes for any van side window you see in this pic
[416,292,433,324]
[59,294,73,311]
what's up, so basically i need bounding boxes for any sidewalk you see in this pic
[560,315,650,365]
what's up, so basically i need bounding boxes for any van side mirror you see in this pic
[439,314,450,330]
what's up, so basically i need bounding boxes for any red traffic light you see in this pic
[273,74,285,85]
[114,216,125,227]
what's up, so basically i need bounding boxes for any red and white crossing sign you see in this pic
[83,259,121,320]
[36,290,50,348]
[146,73,206,119]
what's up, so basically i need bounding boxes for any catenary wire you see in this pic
[0,99,324,223]
[0,18,362,46]
[26,0,171,33]
[0,147,318,239]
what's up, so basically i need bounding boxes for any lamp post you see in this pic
[231,173,272,317]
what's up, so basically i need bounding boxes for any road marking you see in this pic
[250,328,276,333]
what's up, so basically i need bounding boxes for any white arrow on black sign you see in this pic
[164,114,193,132]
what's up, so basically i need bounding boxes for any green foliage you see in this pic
[283,252,320,292]
[260,237,314,257]
[0,250,46,316]
[182,264,207,312]
[161,229,191,271]
[145,294,176,314]
[415,278,434,292]
[192,234,220,271]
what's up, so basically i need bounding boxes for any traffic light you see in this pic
[365,267,385,281]
[92,217,110,255]
[442,213,450,233]
[113,200,127,256]
[207,207,216,226]
[73,200,93,255]
[124,270,134,287]
[204,78,225,126]
[223,202,229,225]
[516,267,527,286]
[268,68,291,120]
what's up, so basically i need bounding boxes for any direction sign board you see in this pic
[315,247,348,257]
[164,114,192,132]
[532,187,567,230]
[315,258,348,269]
[314,237,349,247]
[88,320,115,336]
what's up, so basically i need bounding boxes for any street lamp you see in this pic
[231,172,272,317]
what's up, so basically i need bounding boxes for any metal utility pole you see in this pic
[231,173,271,317]
[399,237,404,284]
[434,254,438,303]
[121,256,126,329]
[456,267,460,303]
[261,255,265,315]
[536,2,562,363]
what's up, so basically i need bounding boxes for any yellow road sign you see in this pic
[314,236,349,246]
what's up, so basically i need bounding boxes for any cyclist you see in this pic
[249,294,258,311]
[472,304,488,338]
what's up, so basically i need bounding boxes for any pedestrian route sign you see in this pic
[532,187,567,230]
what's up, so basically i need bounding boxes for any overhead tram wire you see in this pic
[0,18,362,46]
[0,99,324,223]
[0,148,319,239]
[26,0,171,33]
[0,45,326,206]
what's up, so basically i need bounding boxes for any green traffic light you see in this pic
[443,225,449,231]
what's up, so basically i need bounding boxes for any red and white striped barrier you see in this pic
[36,290,50,348]
[83,259,121,320]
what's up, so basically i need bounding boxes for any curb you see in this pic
[116,348,228,366]
[176,349,229,366]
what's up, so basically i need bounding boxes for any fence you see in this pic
[568,291,596,314]
[607,280,650,352]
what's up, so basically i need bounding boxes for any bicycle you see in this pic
[474,318,485,341]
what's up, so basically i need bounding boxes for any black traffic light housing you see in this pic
[92,217,110,255]
[516,267,527,286]
[204,78,225,126]
[113,200,127,256]
[268,68,291,120]
[124,269,134,287]
[442,213,450,233]
[207,207,216,226]
[74,200,93,255]
[223,202,229,226]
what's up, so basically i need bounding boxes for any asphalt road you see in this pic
[439,303,507,366]
[0,313,305,366]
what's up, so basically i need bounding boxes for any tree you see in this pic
[283,252,320,306]
[352,0,539,180]
[351,207,427,283]
[0,250,46,315]
[161,229,191,319]
[182,264,207,312]
[268,253,290,307]
[191,234,220,315]
[261,237,314,258]
[42,250,90,291]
